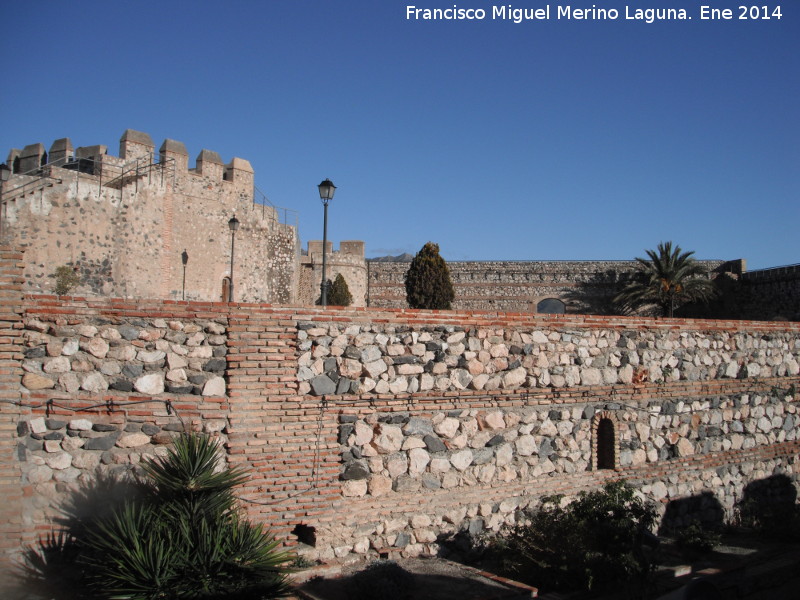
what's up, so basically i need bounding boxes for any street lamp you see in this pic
[228,215,240,302]
[181,249,189,300]
[317,178,336,307]
[0,163,10,239]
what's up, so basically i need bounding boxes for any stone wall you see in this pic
[739,265,800,321]
[2,130,300,304]
[1,247,799,576]
[367,259,737,313]
[0,247,25,576]
[296,320,799,397]
[20,316,230,397]
[335,393,796,505]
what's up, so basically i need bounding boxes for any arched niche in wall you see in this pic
[591,410,619,471]
[537,298,566,314]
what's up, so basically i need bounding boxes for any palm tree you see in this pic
[614,242,716,317]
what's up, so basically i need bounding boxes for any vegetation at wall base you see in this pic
[404,242,455,310]
[23,433,292,599]
[735,498,800,542]
[53,264,81,296]
[614,241,716,318]
[675,521,722,559]
[484,481,657,596]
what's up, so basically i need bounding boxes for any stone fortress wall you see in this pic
[2,130,299,304]
[1,248,798,570]
[737,264,800,321]
[367,259,740,313]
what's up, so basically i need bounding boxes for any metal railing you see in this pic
[102,155,176,191]
[253,186,298,228]
[1,155,298,233]
[1,154,176,199]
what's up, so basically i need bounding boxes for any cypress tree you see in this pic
[328,273,353,307]
[405,242,455,309]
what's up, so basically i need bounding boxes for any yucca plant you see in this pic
[142,432,249,519]
[25,433,292,600]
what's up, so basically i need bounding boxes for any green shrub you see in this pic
[487,481,657,594]
[676,521,721,557]
[25,433,292,599]
[735,497,800,541]
[734,475,800,541]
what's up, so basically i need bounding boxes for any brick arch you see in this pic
[591,410,620,471]
[536,297,566,315]
[529,294,567,314]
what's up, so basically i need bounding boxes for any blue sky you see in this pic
[2,1,797,270]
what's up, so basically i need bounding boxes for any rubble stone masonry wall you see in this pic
[739,265,800,321]
[0,247,799,575]
[367,259,733,313]
[2,130,299,304]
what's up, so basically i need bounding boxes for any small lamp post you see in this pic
[228,215,240,302]
[0,163,10,239]
[317,178,336,306]
[181,249,189,300]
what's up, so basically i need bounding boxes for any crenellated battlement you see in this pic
[5,128,254,186]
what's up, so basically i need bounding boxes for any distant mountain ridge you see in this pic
[368,253,414,262]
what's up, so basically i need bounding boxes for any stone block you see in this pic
[135,373,165,395]
[202,376,226,396]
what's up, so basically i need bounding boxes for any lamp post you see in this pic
[228,215,239,302]
[317,178,336,307]
[181,249,189,300]
[0,163,10,239]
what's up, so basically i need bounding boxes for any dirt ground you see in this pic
[289,529,800,600]
[294,556,535,600]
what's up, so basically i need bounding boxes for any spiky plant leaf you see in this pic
[143,433,248,495]
[80,502,181,599]
[56,433,294,599]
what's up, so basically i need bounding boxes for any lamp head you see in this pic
[318,179,336,203]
